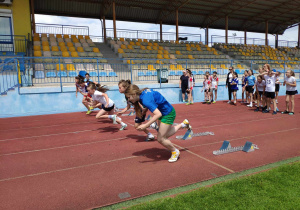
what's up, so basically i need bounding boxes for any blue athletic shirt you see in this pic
[247,75,256,86]
[231,78,239,90]
[139,89,173,116]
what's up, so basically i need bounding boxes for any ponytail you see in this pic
[88,83,109,93]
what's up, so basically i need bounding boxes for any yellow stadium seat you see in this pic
[153,46,158,50]
[58,42,65,47]
[71,35,77,39]
[148,65,155,71]
[85,36,90,40]
[62,51,70,57]
[42,41,49,46]
[93,48,100,53]
[71,52,78,57]
[121,45,126,49]
[153,43,158,46]
[157,54,163,59]
[158,46,163,50]
[66,64,75,71]
[77,47,84,52]
[41,33,47,38]
[175,41,179,44]
[34,51,42,57]
[78,35,84,39]
[120,37,125,42]
[67,42,74,47]
[60,46,68,52]
[43,46,50,51]
[146,46,152,50]
[176,51,181,55]
[190,44,195,47]
[52,46,59,51]
[130,41,135,45]
[56,34,62,39]
[33,37,40,41]
[49,34,55,38]
[34,45,41,51]
[143,39,148,42]
[56,64,64,71]
[69,47,76,52]
[136,42,141,46]
[158,50,163,54]
[188,55,194,59]
[63,34,69,39]
[163,50,169,54]
[178,65,184,70]
[72,38,79,43]
[163,54,169,59]
[138,39,142,42]
[33,33,39,37]
[148,42,153,46]
[140,46,146,50]
[118,48,124,54]
[128,45,133,49]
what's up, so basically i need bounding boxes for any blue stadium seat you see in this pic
[3,65,14,71]
[4,58,14,63]
[138,72,145,77]
[153,71,157,76]
[57,71,67,77]
[35,71,45,79]
[198,70,204,75]
[217,70,222,75]
[79,70,87,77]
[294,69,300,73]
[175,71,182,76]
[89,71,97,77]
[235,69,240,74]
[99,72,107,77]
[145,71,153,76]
[223,70,229,74]
[192,71,198,75]
[169,71,176,76]
[17,52,25,56]
[108,72,117,77]
[0,58,2,63]
[68,71,77,77]
[240,70,245,74]
[6,52,14,56]
[253,70,257,74]
[46,71,56,78]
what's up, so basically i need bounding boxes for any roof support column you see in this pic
[102,16,107,43]
[30,0,36,35]
[113,0,117,39]
[225,15,228,44]
[298,24,300,48]
[205,26,209,45]
[176,9,179,41]
[244,30,247,45]
[160,21,163,42]
[275,33,278,49]
[265,20,268,46]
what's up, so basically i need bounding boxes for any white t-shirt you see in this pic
[285,76,297,91]
[76,83,87,93]
[264,74,276,92]
[228,73,233,83]
[92,90,114,107]
[211,76,219,88]
[255,80,266,92]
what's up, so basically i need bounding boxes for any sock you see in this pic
[148,132,152,136]
[250,102,252,106]
[181,123,186,128]
[108,115,113,119]
[117,117,121,121]
[121,122,125,126]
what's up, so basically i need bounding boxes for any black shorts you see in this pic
[102,104,115,112]
[265,92,275,99]
[181,86,188,94]
[135,114,146,123]
[247,86,254,94]
[286,90,298,95]
[231,89,238,92]
[205,89,209,93]
[275,84,280,92]
[258,91,263,96]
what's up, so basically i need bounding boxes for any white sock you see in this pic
[148,132,153,136]
[108,115,114,119]
[117,117,121,121]
[250,102,252,106]
[181,123,186,128]
[121,122,126,126]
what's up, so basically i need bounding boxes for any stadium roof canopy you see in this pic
[34,0,300,35]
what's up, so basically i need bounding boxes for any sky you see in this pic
[35,14,299,47]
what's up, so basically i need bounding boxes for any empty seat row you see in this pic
[35,70,117,79]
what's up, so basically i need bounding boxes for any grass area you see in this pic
[127,161,300,210]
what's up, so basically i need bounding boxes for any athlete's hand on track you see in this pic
[137,124,147,131]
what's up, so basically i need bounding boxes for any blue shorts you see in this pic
[135,114,146,124]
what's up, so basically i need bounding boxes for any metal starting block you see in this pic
[146,115,152,120]
[122,111,136,116]
[213,141,259,155]
[176,131,215,140]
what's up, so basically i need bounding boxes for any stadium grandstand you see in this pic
[1,0,300,95]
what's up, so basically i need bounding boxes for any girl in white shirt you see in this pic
[282,70,297,115]
[254,75,266,112]
[262,69,281,114]
[87,83,127,130]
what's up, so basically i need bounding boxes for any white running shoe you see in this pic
[150,122,159,131]
[168,149,180,163]
[227,101,231,104]
[247,104,253,107]
[182,119,192,130]
[146,133,155,141]
[119,124,127,130]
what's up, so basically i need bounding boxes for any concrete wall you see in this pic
[1,81,299,118]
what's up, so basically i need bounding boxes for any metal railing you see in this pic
[278,40,298,48]
[35,23,89,36]
[211,35,270,47]
[106,28,202,42]
[0,35,28,55]
[0,56,299,95]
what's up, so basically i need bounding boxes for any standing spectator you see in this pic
[226,67,235,103]
[180,69,194,102]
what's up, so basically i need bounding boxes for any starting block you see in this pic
[146,115,152,121]
[213,141,259,155]
[176,131,214,140]
[122,111,136,116]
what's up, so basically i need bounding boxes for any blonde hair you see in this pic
[125,84,148,118]
[88,83,109,93]
[264,64,271,72]
[287,69,295,77]
[118,79,131,89]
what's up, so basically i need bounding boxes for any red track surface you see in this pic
[0,96,299,209]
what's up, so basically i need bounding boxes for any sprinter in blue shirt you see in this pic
[246,69,256,107]
[125,84,192,163]
[230,72,239,105]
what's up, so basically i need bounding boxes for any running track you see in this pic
[0,95,299,209]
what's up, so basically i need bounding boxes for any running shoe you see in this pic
[276,107,279,112]
[289,112,294,115]
[262,110,269,113]
[89,106,94,110]
[146,133,155,141]
[254,108,259,112]
[247,104,253,107]
[272,111,277,115]
[150,122,159,131]
[119,123,127,130]
[227,101,231,103]
[86,110,92,115]
[182,119,192,130]
[212,101,216,104]
[185,103,190,105]
[168,149,180,163]
[190,102,194,105]
[281,110,289,114]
